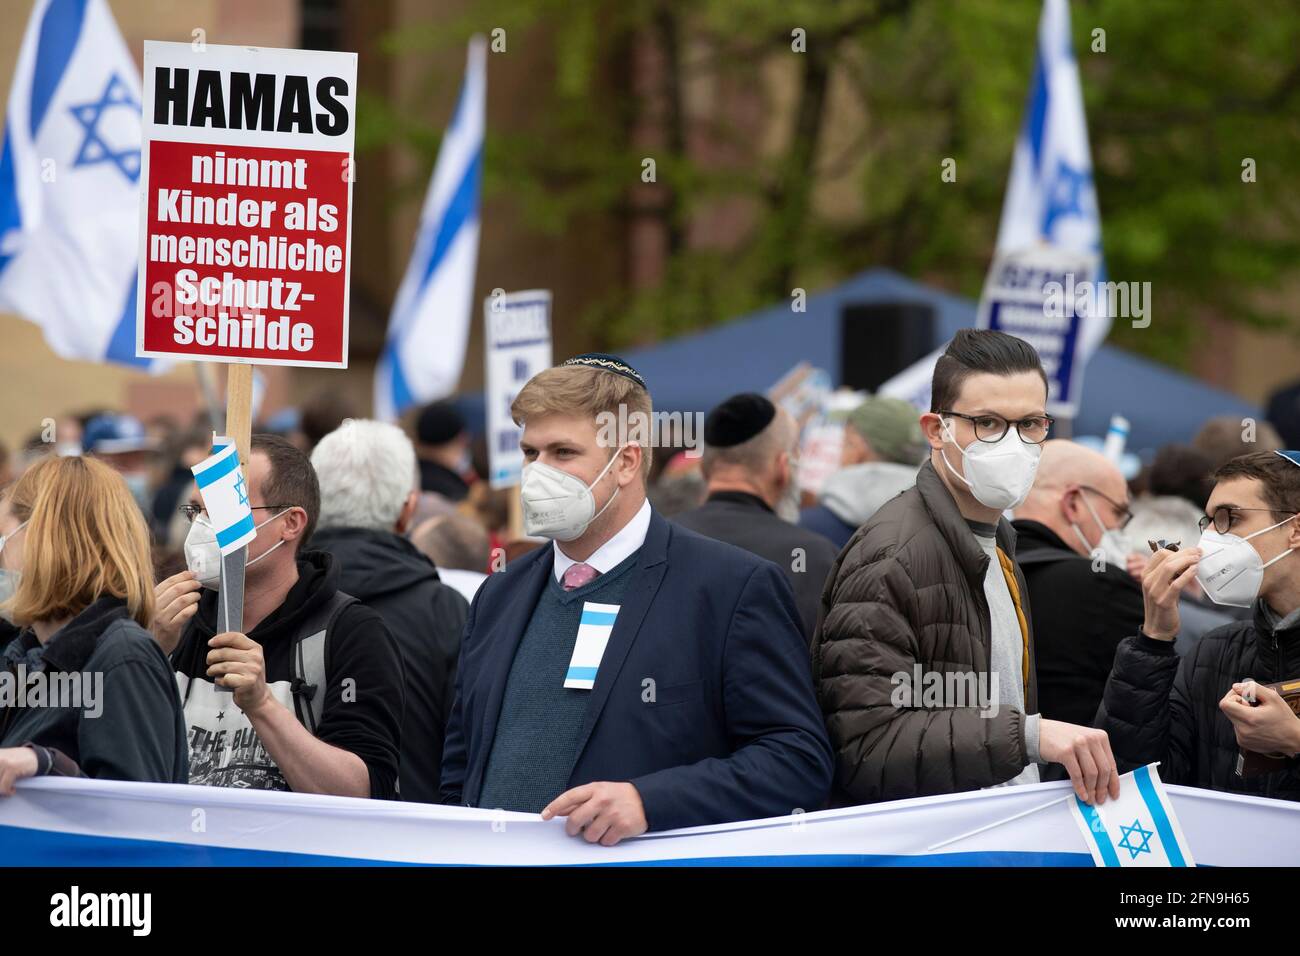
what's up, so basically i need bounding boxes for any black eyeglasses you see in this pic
[938,410,1054,445]
[180,504,293,523]
[1198,507,1293,535]
[1078,485,1134,529]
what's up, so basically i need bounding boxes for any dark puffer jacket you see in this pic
[1096,602,1300,802]
[812,460,1037,805]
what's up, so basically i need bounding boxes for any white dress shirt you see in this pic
[552,498,652,581]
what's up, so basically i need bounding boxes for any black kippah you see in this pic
[560,353,647,390]
[417,400,465,445]
[704,393,777,448]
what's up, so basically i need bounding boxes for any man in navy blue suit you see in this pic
[440,354,832,845]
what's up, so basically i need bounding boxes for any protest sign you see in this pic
[485,290,552,490]
[136,41,356,367]
[977,244,1099,418]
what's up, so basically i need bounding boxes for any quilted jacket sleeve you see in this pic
[813,540,1029,804]
[1094,633,1193,781]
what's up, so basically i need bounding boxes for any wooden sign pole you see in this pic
[215,361,254,638]
[507,486,524,541]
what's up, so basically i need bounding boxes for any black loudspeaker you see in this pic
[840,302,937,393]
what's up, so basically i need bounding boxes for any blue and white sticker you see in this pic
[564,601,619,690]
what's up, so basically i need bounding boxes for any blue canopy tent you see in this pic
[454,268,1258,458]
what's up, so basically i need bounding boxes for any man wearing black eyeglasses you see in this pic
[1097,449,1300,802]
[1012,441,1145,731]
[813,329,1120,809]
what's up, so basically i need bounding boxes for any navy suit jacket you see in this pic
[439,510,833,831]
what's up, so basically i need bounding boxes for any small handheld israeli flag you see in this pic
[1069,764,1195,867]
[191,443,256,556]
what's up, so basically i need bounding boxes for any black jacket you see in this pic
[419,459,470,501]
[1,596,187,783]
[1011,519,1144,727]
[673,491,837,642]
[173,550,405,797]
[1097,601,1300,802]
[312,527,467,803]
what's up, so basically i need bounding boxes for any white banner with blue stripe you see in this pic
[373,36,486,420]
[0,0,154,369]
[190,442,255,555]
[1,775,1296,866]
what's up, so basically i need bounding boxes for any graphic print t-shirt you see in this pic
[170,552,405,797]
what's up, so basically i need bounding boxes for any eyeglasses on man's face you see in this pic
[938,410,1054,445]
[1198,506,1295,535]
[180,503,293,524]
[1078,485,1134,529]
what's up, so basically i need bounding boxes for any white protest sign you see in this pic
[976,244,1099,417]
[136,41,356,367]
[485,290,552,489]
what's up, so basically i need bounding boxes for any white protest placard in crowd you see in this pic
[977,244,1099,418]
[136,42,356,367]
[485,290,552,489]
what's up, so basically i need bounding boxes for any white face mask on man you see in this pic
[1195,513,1299,608]
[520,448,623,542]
[1070,491,1130,568]
[940,419,1042,512]
[184,510,290,590]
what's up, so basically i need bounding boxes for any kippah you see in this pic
[704,392,777,448]
[560,352,647,390]
[1277,449,1300,469]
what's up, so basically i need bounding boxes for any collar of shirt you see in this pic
[552,498,652,581]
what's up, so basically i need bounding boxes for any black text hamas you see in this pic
[152,68,349,136]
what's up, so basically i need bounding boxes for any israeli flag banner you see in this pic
[374,36,486,420]
[0,0,155,369]
[1069,764,1195,867]
[881,0,1106,413]
[191,443,256,556]
[564,602,619,690]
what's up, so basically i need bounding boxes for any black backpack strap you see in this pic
[290,590,358,735]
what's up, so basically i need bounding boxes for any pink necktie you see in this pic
[562,562,600,591]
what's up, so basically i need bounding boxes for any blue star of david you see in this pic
[1040,159,1093,239]
[1116,818,1154,860]
[233,476,249,507]
[67,73,141,183]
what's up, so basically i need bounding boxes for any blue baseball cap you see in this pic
[82,414,155,455]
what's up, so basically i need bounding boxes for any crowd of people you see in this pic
[1,330,1299,844]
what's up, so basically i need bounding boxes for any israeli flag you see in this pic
[1069,764,1195,867]
[880,0,1105,407]
[993,0,1109,352]
[0,0,152,368]
[191,442,256,556]
[374,36,486,421]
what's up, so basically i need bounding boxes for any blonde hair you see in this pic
[511,365,654,478]
[2,455,155,629]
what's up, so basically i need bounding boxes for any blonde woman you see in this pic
[0,455,186,794]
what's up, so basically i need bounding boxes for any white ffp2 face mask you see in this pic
[520,449,623,542]
[940,420,1042,512]
[184,511,290,590]
[1071,493,1130,568]
[1195,514,1299,608]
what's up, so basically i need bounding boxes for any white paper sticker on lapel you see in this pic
[565,601,620,690]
